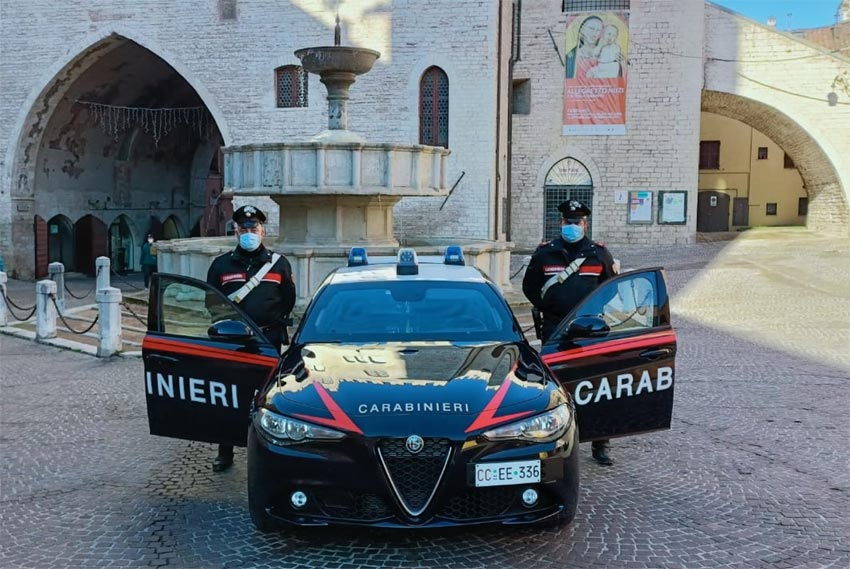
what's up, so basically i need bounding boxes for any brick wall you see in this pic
[510,0,704,251]
[0,0,504,275]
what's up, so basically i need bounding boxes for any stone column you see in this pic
[48,262,65,313]
[96,256,110,291]
[36,279,57,341]
[0,272,7,326]
[96,287,122,357]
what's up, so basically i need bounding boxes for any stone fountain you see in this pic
[155,21,511,305]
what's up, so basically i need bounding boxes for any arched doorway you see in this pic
[108,215,136,274]
[544,158,594,240]
[163,215,183,240]
[47,215,75,270]
[702,90,847,233]
[74,215,107,276]
[5,32,227,278]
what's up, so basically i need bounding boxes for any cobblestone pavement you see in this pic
[2,228,849,568]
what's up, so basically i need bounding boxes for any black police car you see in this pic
[142,247,676,530]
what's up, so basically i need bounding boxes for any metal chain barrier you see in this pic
[510,262,528,280]
[49,294,99,335]
[110,268,146,291]
[1,289,37,321]
[63,281,96,300]
[121,300,148,327]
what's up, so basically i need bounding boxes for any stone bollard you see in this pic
[96,256,111,291]
[49,262,66,313]
[0,271,7,326]
[36,279,58,341]
[96,286,122,357]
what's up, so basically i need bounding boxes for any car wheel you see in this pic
[247,429,281,534]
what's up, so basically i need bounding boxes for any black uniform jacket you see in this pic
[206,245,296,330]
[522,236,616,324]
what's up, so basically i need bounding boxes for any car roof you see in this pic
[328,258,490,285]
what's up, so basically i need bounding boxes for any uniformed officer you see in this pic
[522,199,617,466]
[206,204,296,472]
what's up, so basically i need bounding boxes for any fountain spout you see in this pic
[295,20,380,134]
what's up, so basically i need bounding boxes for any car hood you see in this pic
[263,342,561,437]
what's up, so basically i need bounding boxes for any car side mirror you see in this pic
[208,319,255,341]
[565,316,610,339]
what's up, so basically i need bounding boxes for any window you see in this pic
[699,141,720,170]
[544,157,594,239]
[512,79,530,114]
[275,65,308,108]
[419,67,449,148]
[766,203,778,216]
[299,281,521,344]
[158,278,243,338]
[757,147,768,160]
[556,273,660,340]
[563,0,630,11]
[784,153,795,169]
[219,0,237,20]
[798,197,808,216]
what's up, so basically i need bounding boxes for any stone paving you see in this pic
[1,228,849,568]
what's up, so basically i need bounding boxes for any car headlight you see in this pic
[256,408,345,443]
[482,404,572,442]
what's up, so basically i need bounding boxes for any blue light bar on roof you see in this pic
[348,247,368,267]
[396,248,419,275]
[444,245,465,266]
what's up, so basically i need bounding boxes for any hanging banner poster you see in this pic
[563,12,629,135]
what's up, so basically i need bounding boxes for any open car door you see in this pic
[142,273,281,447]
[540,268,677,442]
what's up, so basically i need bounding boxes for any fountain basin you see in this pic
[154,237,515,308]
[294,46,380,76]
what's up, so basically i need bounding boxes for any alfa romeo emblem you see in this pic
[405,435,424,454]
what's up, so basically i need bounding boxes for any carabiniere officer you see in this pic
[206,204,296,472]
[522,199,618,466]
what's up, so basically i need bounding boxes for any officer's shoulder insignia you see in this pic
[536,239,553,250]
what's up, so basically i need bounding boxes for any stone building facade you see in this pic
[0,0,847,278]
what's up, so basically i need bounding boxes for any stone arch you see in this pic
[163,215,186,240]
[46,214,75,270]
[542,158,595,240]
[107,214,138,273]
[3,26,232,277]
[702,90,848,233]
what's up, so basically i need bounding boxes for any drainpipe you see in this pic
[494,0,504,242]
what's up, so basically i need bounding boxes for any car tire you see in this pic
[247,429,282,534]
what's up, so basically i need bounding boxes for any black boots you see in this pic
[591,440,613,466]
[213,445,234,472]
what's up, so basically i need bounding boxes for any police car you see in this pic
[142,247,676,531]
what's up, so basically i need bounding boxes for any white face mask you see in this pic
[147,238,154,244]
[239,232,261,251]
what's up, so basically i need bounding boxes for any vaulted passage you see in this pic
[702,90,847,233]
[10,35,231,278]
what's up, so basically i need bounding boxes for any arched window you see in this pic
[544,158,594,239]
[276,65,308,108]
[419,66,449,147]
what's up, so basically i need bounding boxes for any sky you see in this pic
[711,0,843,30]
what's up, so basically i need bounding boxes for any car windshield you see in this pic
[298,280,523,343]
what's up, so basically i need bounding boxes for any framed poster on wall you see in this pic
[658,191,688,225]
[627,191,653,224]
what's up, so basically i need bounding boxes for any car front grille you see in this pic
[314,490,392,521]
[438,486,516,520]
[378,438,452,516]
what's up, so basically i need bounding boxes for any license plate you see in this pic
[473,460,541,487]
